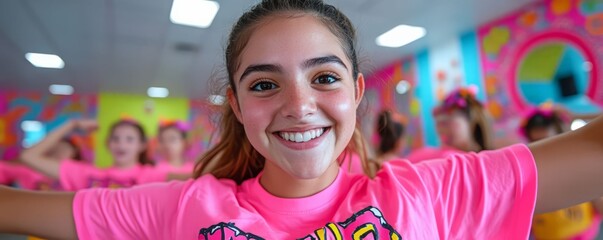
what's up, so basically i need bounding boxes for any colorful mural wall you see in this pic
[188,99,220,160]
[478,0,603,143]
[365,58,425,156]
[0,91,96,161]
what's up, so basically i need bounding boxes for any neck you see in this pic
[260,161,340,198]
[114,160,137,169]
[168,156,185,167]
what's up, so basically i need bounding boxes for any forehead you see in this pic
[160,127,182,136]
[435,110,465,119]
[112,124,138,135]
[236,14,350,76]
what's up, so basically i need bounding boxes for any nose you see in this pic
[280,82,317,120]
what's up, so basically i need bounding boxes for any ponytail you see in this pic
[194,104,265,184]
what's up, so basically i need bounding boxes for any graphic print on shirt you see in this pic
[197,206,402,240]
[198,222,264,240]
[87,177,136,189]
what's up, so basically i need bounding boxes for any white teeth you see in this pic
[278,128,326,143]
[303,132,311,142]
[283,132,289,141]
[295,133,303,142]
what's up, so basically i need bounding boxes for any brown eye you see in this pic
[250,81,278,91]
[313,74,340,84]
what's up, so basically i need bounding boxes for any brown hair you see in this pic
[108,120,154,166]
[522,111,565,142]
[60,138,83,162]
[194,0,372,183]
[376,110,405,155]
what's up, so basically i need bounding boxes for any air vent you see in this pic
[174,42,200,53]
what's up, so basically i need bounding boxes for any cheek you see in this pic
[451,120,471,138]
[435,123,447,135]
[321,91,357,143]
[239,98,276,130]
[108,142,117,151]
[329,97,355,127]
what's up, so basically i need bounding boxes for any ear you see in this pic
[227,88,243,123]
[354,73,366,106]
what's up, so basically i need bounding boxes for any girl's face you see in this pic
[230,15,364,180]
[48,141,76,162]
[158,127,186,160]
[435,110,473,150]
[107,125,146,167]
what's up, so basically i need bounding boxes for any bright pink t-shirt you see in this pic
[60,160,168,191]
[405,146,463,163]
[73,144,537,239]
[0,161,62,190]
[154,161,195,174]
[340,153,364,174]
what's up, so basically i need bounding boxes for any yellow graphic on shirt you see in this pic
[532,202,595,239]
[301,207,401,240]
[197,206,402,240]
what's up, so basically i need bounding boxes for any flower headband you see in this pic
[119,114,140,124]
[159,119,191,131]
[433,86,481,115]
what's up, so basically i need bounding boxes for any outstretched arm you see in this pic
[531,115,603,213]
[20,119,96,178]
[0,186,76,239]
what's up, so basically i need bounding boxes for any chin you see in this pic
[282,158,335,180]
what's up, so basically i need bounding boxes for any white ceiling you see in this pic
[0,0,535,99]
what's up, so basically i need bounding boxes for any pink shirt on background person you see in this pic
[59,160,169,191]
[73,144,537,239]
[154,161,195,174]
[0,161,9,184]
[0,161,62,190]
[404,146,463,163]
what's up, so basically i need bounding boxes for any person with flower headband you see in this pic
[519,103,569,142]
[0,122,85,191]
[155,119,195,174]
[519,104,603,240]
[19,118,171,191]
[406,86,491,163]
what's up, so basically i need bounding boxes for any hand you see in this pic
[73,119,98,132]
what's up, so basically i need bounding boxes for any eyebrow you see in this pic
[238,55,349,83]
[303,55,348,70]
[239,64,282,82]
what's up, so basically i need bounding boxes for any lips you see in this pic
[113,149,127,157]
